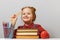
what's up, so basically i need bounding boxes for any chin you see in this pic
[24,20,29,22]
[23,19,29,21]
[23,20,30,22]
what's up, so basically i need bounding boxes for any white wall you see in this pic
[0,0,60,38]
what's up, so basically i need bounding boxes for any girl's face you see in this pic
[21,8,33,23]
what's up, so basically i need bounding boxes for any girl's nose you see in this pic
[24,13,28,16]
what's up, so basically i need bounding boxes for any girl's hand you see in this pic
[40,31,49,39]
[10,14,18,26]
[10,11,21,26]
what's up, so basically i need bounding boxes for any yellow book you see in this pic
[16,35,39,39]
[16,31,38,35]
[17,29,38,32]
[16,29,38,35]
[16,32,37,35]
[17,31,37,33]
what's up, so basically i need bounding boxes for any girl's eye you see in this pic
[22,13,25,15]
[27,13,30,15]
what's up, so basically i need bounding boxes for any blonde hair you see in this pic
[21,6,36,21]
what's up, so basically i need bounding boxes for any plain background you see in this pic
[0,0,60,38]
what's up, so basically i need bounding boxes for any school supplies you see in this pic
[15,29,39,38]
[3,22,14,38]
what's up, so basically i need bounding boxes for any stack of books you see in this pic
[16,29,39,39]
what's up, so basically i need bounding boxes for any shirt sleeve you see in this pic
[37,24,50,38]
[13,26,23,38]
[13,29,17,38]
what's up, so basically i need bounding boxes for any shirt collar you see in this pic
[24,23,34,28]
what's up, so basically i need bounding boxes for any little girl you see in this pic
[11,6,50,38]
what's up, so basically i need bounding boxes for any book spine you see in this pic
[16,33,37,35]
[16,35,39,39]
[17,30,38,32]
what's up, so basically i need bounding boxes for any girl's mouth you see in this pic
[23,17,29,19]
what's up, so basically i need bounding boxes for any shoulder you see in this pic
[35,24,45,31]
[13,25,23,33]
[14,25,23,31]
[13,25,23,38]
[18,25,23,29]
[34,24,42,27]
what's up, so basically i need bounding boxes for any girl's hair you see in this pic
[21,6,36,21]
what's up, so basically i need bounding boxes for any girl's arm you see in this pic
[40,30,50,39]
[37,25,50,38]
[10,11,21,27]
[10,14,18,27]
[13,29,17,38]
[9,12,20,38]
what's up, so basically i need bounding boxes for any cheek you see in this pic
[28,15,33,19]
[21,14,33,21]
[21,15,25,18]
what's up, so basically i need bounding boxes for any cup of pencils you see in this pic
[3,21,10,38]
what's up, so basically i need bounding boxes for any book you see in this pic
[16,31,37,35]
[17,29,38,32]
[16,35,39,39]
[16,29,38,35]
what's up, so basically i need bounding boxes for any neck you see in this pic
[24,21,33,26]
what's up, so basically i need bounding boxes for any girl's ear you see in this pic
[32,13,36,22]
